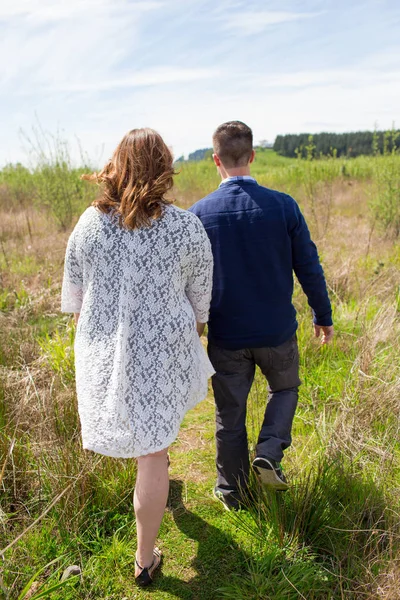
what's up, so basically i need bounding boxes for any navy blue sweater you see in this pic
[189,178,332,349]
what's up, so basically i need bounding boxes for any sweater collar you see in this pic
[219,175,257,187]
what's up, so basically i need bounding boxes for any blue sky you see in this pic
[1,0,400,165]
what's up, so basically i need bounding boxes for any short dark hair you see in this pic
[212,121,253,168]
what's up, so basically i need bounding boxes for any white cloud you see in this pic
[43,66,219,93]
[2,57,400,165]
[252,68,400,90]
[60,60,399,163]
[0,0,165,92]
[1,0,399,166]
[0,0,163,22]
[223,10,321,35]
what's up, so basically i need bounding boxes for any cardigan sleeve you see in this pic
[61,226,83,313]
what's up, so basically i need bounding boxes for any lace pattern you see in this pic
[61,205,215,457]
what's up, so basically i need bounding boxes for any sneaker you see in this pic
[252,456,289,491]
[213,488,246,511]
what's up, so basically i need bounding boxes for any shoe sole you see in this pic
[253,460,289,491]
[213,489,231,511]
[212,489,246,511]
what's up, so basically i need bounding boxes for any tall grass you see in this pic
[0,126,96,231]
[370,129,400,238]
[0,140,400,598]
[175,147,400,243]
[222,463,393,599]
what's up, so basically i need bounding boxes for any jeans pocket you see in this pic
[208,344,245,375]
[271,336,297,371]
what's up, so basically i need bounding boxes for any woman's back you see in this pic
[62,204,213,458]
[64,204,210,332]
[61,127,214,585]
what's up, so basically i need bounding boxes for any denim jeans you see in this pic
[208,335,301,502]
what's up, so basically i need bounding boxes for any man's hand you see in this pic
[197,322,206,337]
[314,324,334,345]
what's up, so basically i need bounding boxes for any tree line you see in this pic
[273,130,400,158]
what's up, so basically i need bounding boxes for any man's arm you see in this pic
[289,200,334,344]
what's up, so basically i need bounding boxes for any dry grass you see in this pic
[0,174,399,599]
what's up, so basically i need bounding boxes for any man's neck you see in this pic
[219,166,251,180]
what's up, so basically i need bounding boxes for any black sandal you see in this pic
[135,547,162,587]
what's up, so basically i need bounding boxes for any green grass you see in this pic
[1,397,253,599]
[2,299,399,598]
[1,147,400,598]
[175,148,400,199]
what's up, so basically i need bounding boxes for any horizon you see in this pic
[6,126,398,169]
[1,0,400,166]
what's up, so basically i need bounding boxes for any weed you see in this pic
[38,324,75,385]
[369,128,400,238]
[1,145,400,599]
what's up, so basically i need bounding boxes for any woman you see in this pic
[61,128,214,586]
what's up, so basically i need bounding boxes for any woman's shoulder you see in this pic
[72,205,97,228]
[78,205,100,223]
[75,206,108,231]
[69,206,103,242]
[164,205,205,232]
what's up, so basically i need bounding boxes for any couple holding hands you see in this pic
[62,121,333,586]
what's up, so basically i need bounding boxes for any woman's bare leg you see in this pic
[134,448,169,570]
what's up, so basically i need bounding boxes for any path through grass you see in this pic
[1,165,400,598]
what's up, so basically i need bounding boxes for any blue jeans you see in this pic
[208,335,301,502]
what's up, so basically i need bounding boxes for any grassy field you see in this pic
[1,148,400,599]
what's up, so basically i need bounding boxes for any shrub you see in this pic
[369,129,400,238]
[21,125,96,230]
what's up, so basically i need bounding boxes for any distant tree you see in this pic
[188,148,213,161]
[273,130,400,158]
[258,139,273,148]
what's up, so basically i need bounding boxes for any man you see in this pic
[189,121,334,511]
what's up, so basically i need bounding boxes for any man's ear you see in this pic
[213,153,221,167]
[249,149,255,164]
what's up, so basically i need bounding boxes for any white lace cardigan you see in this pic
[61,205,215,458]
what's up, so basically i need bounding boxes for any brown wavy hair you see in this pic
[82,128,175,229]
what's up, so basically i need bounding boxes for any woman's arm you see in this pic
[61,228,84,315]
[185,218,214,330]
